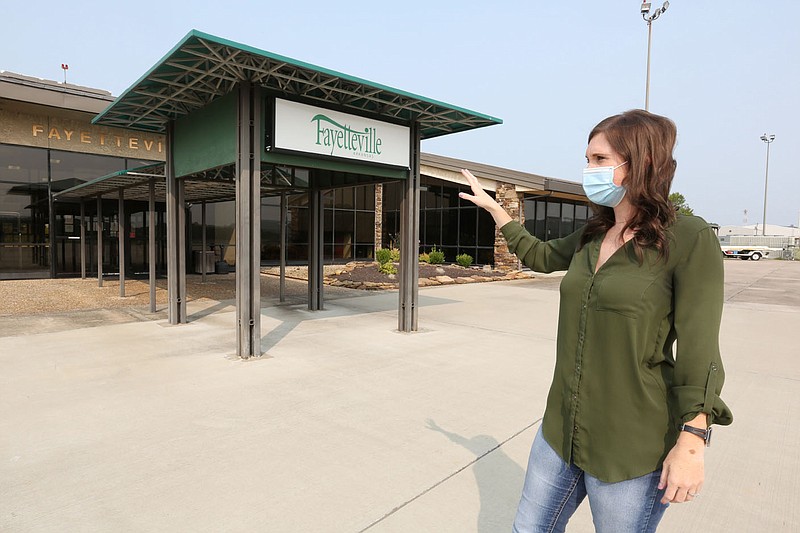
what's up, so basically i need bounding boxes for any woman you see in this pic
[459,109,732,533]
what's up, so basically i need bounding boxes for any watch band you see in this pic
[680,424,712,447]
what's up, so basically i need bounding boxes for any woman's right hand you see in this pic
[458,169,512,227]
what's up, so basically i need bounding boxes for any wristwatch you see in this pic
[680,423,712,447]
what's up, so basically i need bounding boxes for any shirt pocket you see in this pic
[594,274,656,319]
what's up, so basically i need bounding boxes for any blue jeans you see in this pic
[512,426,668,533]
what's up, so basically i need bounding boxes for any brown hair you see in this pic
[580,109,678,260]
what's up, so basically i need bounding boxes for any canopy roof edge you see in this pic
[92,30,502,140]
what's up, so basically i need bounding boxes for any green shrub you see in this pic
[455,253,473,268]
[378,262,397,275]
[376,248,392,264]
[419,252,430,263]
[390,248,400,262]
[428,246,445,265]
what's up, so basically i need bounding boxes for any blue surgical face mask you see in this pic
[582,161,628,207]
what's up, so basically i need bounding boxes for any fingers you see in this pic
[459,169,489,207]
[661,482,701,504]
[460,168,479,187]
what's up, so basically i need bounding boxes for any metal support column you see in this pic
[80,199,86,279]
[149,180,156,313]
[201,200,207,283]
[280,192,287,302]
[398,122,421,332]
[235,83,262,358]
[97,195,103,287]
[118,187,125,297]
[47,160,56,279]
[308,188,324,311]
[166,122,187,324]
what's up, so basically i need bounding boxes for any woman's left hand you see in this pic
[659,433,705,504]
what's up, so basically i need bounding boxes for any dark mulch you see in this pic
[327,262,508,285]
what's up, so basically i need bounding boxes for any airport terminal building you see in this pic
[0,69,588,281]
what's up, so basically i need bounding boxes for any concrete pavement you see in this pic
[1,259,798,532]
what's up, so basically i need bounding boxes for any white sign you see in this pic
[273,99,410,167]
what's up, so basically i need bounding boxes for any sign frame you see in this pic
[265,96,411,170]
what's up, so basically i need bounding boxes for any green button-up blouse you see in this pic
[501,214,733,483]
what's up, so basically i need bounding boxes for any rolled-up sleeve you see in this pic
[669,225,733,427]
[500,221,583,273]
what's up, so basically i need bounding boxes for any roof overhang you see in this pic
[93,30,502,140]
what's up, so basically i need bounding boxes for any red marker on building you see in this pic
[61,64,69,84]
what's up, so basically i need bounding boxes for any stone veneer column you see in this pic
[494,181,523,270]
[374,183,383,253]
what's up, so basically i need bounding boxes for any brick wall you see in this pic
[494,182,523,270]
[374,183,383,252]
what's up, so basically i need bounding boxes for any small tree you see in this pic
[669,192,694,216]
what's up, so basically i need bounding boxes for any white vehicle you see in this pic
[720,245,770,261]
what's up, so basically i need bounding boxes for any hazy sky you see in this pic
[2,1,797,226]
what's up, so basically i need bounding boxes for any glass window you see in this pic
[440,186,459,209]
[523,198,537,237]
[288,193,309,207]
[293,168,310,188]
[382,211,399,249]
[355,211,374,244]
[575,204,589,227]
[0,144,49,183]
[261,202,281,243]
[477,209,495,247]
[333,210,354,244]
[355,184,375,210]
[288,207,309,244]
[49,150,126,191]
[323,209,334,243]
[424,210,441,246]
[534,200,546,240]
[561,203,575,237]
[546,202,561,240]
[441,247,458,263]
[382,181,401,211]
[459,208,477,247]
[421,185,439,209]
[441,208,459,246]
[354,245,374,260]
[336,187,354,209]
[0,145,50,275]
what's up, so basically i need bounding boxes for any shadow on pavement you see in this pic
[426,419,525,533]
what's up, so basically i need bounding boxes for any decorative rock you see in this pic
[435,276,455,284]
[455,277,476,284]
[435,267,446,275]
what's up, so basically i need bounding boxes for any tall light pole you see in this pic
[641,1,669,111]
[760,134,776,236]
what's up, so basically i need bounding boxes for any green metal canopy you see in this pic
[93,30,502,139]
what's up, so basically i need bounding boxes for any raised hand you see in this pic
[458,169,512,227]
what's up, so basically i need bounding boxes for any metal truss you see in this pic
[93,31,501,139]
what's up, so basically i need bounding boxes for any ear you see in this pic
[613,165,628,187]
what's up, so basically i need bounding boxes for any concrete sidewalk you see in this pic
[1,260,798,532]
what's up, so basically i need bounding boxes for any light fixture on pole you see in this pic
[641,1,669,111]
[760,133,775,236]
